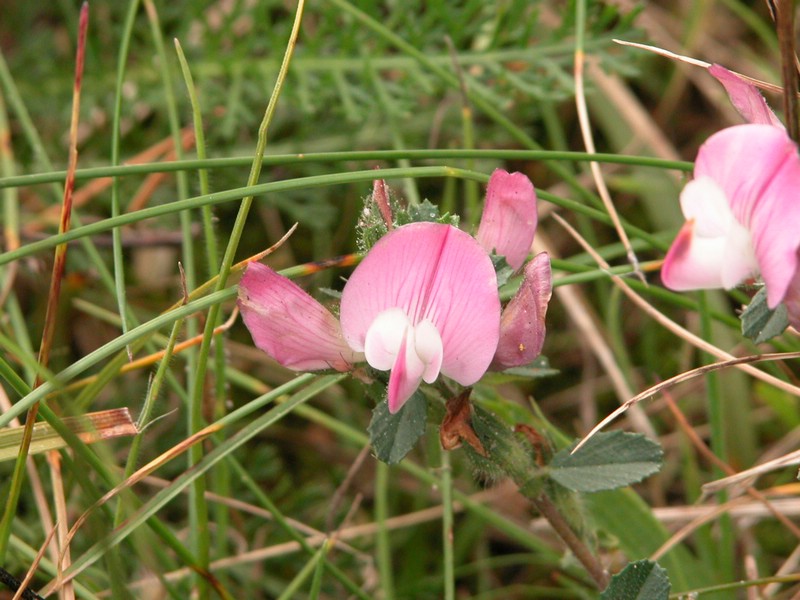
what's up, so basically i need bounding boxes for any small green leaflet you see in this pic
[600,560,670,600]
[549,431,663,492]
[741,287,789,343]
[367,390,427,464]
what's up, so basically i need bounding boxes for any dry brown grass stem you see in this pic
[534,230,657,438]
[765,541,800,597]
[702,447,800,496]
[11,526,56,600]
[49,305,240,399]
[586,59,682,167]
[574,45,642,281]
[575,350,800,454]
[42,424,222,596]
[139,474,368,560]
[550,213,800,452]
[651,493,777,562]
[46,452,73,600]
[0,386,58,571]
[663,392,800,541]
[615,39,789,96]
[325,443,371,533]
[113,484,518,596]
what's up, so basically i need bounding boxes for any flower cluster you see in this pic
[661,65,800,329]
[238,169,552,413]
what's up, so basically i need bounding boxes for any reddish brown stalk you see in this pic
[0,1,89,561]
[777,0,800,142]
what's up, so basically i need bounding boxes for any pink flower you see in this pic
[492,252,552,370]
[239,169,551,413]
[662,124,800,328]
[340,222,501,412]
[239,264,363,372]
[476,169,538,269]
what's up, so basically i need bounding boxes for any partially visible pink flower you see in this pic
[491,252,552,370]
[476,169,538,270]
[341,222,501,412]
[662,124,800,326]
[239,169,551,413]
[708,64,783,127]
[239,263,363,371]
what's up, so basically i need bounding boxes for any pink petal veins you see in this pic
[492,252,552,370]
[708,64,783,127]
[238,262,363,372]
[340,222,501,387]
[476,169,538,270]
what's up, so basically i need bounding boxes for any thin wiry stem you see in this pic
[574,0,642,280]
[777,0,799,142]
[0,2,88,564]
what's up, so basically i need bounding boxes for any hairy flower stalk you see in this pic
[239,169,552,412]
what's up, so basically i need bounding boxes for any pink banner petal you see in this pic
[694,125,800,307]
[238,263,362,371]
[476,169,538,270]
[492,252,552,370]
[341,222,501,386]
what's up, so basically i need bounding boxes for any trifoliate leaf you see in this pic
[741,287,789,343]
[600,560,670,600]
[549,431,663,492]
[368,390,427,464]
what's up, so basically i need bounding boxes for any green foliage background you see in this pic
[1,1,799,599]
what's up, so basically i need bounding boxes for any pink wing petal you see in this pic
[708,64,783,127]
[694,124,800,306]
[340,222,501,386]
[238,262,363,371]
[661,220,727,291]
[677,175,759,289]
[492,252,552,370]
[476,169,538,270]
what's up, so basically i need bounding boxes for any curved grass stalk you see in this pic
[0,165,673,267]
[108,0,141,355]
[40,374,341,596]
[0,4,89,570]
[0,287,236,429]
[0,149,692,190]
[574,0,640,278]
[183,2,306,594]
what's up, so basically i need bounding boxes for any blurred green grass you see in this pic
[1,1,799,598]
